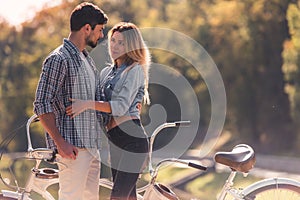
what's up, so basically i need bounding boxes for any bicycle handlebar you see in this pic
[149,158,207,183]
[136,158,207,194]
[26,114,58,162]
[26,114,39,152]
[148,120,191,174]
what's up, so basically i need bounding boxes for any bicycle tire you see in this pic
[241,177,300,200]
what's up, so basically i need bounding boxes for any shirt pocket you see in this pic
[112,72,128,93]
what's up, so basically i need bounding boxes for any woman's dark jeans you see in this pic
[106,119,149,200]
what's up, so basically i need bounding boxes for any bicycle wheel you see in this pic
[242,177,300,200]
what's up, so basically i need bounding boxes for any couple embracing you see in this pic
[33,2,150,200]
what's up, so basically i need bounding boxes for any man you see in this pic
[33,2,108,200]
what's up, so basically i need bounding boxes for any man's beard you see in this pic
[87,39,97,48]
[86,35,98,48]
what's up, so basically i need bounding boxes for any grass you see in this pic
[140,163,262,200]
[141,164,195,185]
[0,154,274,200]
[2,162,293,200]
[184,171,261,200]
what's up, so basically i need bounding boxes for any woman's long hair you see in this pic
[108,22,151,105]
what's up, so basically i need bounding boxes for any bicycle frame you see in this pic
[1,115,204,200]
[1,115,58,200]
[2,114,299,200]
[1,158,59,200]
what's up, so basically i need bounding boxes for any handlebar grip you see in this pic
[174,121,191,127]
[188,162,207,171]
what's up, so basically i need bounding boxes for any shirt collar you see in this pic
[63,38,82,56]
[114,63,127,71]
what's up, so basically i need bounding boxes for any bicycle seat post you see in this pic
[218,170,237,200]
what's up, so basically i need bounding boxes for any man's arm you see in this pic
[39,112,78,160]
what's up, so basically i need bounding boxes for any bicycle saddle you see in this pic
[214,144,256,173]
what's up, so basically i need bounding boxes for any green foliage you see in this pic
[185,171,261,200]
[0,0,299,155]
[283,3,300,148]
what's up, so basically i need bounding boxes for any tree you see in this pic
[241,0,296,152]
[283,2,300,151]
[1,0,299,154]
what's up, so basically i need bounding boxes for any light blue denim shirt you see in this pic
[98,63,144,121]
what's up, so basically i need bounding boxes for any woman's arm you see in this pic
[66,98,112,118]
[66,65,144,118]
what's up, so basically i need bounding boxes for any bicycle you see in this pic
[0,114,299,199]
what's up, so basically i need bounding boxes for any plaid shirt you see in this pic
[34,39,102,149]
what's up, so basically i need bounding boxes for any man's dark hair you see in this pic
[70,2,108,31]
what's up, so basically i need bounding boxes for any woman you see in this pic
[66,22,151,200]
